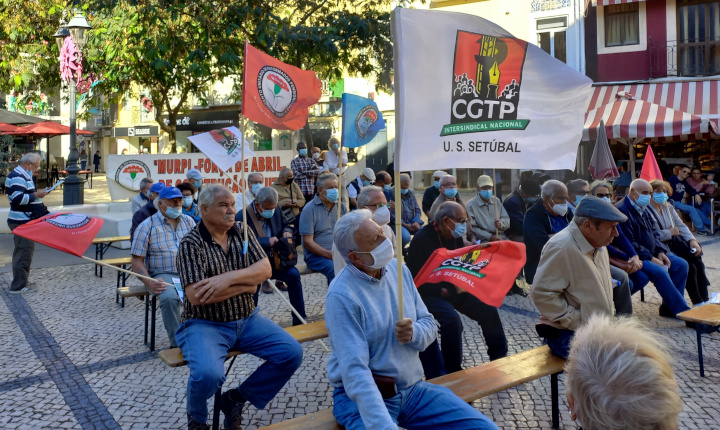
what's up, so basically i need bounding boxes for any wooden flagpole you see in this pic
[266,279,330,352]
[493,168,499,236]
[394,169,404,322]
[81,256,172,286]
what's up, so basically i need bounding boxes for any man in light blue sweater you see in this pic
[327,209,498,430]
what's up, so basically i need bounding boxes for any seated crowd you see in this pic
[120,149,700,429]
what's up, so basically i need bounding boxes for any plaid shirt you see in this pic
[392,188,421,224]
[130,211,195,276]
[291,155,320,195]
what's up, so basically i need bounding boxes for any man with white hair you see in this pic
[327,209,498,430]
[6,153,49,294]
[523,179,572,285]
[428,174,475,242]
[347,167,376,210]
[422,170,447,217]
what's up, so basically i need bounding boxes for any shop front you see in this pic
[113,125,160,155]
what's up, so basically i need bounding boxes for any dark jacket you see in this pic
[93,153,101,165]
[523,199,573,284]
[615,197,668,261]
[422,186,440,214]
[607,226,638,261]
[406,221,464,297]
[130,201,157,240]
[235,204,294,258]
[503,189,528,237]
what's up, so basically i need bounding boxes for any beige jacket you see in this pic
[531,222,614,331]
[272,179,306,217]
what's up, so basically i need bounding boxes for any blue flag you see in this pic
[341,93,386,148]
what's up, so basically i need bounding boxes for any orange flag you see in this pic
[640,145,663,182]
[413,242,526,308]
[242,42,322,130]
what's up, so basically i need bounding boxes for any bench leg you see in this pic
[551,372,560,430]
[146,296,157,352]
[144,295,150,346]
[211,356,238,430]
[640,285,645,302]
[95,244,100,277]
[120,265,128,308]
[697,327,705,377]
[116,269,122,306]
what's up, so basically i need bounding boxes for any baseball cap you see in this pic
[433,170,448,179]
[477,175,493,188]
[187,169,204,180]
[159,187,183,200]
[362,168,376,182]
[149,183,166,194]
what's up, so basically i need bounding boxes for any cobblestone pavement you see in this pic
[2,237,720,429]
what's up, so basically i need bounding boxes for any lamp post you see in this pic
[54,11,91,206]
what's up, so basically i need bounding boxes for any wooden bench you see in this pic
[158,320,329,430]
[117,285,158,351]
[259,345,566,430]
[677,304,720,377]
[92,236,131,277]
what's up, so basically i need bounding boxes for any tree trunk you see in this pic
[303,121,314,147]
[168,126,177,153]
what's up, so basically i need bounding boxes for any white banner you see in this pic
[186,126,255,172]
[392,8,593,171]
[106,151,294,201]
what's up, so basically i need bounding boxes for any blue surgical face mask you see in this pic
[332,143,339,150]
[479,190,493,200]
[362,179,372,186]
[299,148,307,156]
[636,193,651,207]
[325,188,339,202]
[444,188,458,198]
[653,192,668,204]
[164,206,182,219]
[182,196,193,208]
[194,180,202,189]
[433,180,440,189]
[384,184,391,192]
[602,196,612,203]
[401,188,409,195]
[251,183,262,195]
[261,208,275,219]
[450,219,466,239]
[575,195,584,207]
[525,197,538,204]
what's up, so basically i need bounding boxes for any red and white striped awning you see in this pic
[583,91,719,141]
[593,0,646,6]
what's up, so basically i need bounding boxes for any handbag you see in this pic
[272,237,298,270]
[281,185,297,225]
[609,257,632,273]
[668,236,695,259]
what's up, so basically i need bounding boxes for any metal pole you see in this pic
[63,77,84,205]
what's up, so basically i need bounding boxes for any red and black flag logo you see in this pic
[443,31,529,136]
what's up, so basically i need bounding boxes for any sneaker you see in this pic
[187,413,209,430]
[220,391,245,430]
[507,282,528,297]
[658,304,676,319]
[696,229,711,236]
[261,281,273,294]
[8,285,37,294]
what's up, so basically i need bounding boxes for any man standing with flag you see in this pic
[7,153,49,294]
[291,142,320,204]
[407,202,508,377]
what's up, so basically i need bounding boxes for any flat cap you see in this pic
[433,170,448,178]
[575,195,627,222]
[362,167,376,182]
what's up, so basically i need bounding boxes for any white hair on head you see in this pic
[198,184,233,209]
[255,186,278,205]
[439,175,455,187]
[541,179,565,200]
[357,185,383,208]
[333,209,373,264]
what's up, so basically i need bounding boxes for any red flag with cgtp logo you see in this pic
[242,42,322,131]
[12,213,104,257]
[413,241,526,308]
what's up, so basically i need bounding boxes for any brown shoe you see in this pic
[276,280,288,291]
[261,281,274,294]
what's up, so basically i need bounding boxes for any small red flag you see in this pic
[242,42,322,131]
[640,145,663,182]
[12,213,104,257]
[413,242,526,308]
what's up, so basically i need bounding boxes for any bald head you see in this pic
[630,178,651,193]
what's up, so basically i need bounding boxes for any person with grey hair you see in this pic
[6,153,49,294]
[428,175,476,242]
[132,177,155,214]
[272,167,305,221]
[565,315,682,429]
[322,136,347,175]
[299,172,347,283]
[523,179,571,285]
[332,185,396,274]
[235,172,264,209]
[176,184,303,430]
[407,202,508,377]
[327,210,499,430]
[236,186,306,323]
[532,196,629,358]
[422,170,447,217]
[393,173,423,246]
[566,179,590,213]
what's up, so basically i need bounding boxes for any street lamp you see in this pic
[55,11,91,206]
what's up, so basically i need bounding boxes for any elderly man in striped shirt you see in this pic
[7,153,50,294]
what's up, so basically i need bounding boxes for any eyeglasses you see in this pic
[451,217,468,224]
[595,193,612,198]
[365,203,387,209]
[681,170,691,174]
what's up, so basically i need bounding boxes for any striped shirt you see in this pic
[130,211,195,276]
[176,221,267,322]
[290,155,320,195]
[7,166,47,223]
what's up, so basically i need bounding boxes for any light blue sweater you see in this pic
[326,259,438,430]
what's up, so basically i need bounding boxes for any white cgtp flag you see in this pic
[392,8,593,171]
[187,126,255,172]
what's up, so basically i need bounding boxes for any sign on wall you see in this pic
[106,151,294,200]
[113,126,160,137]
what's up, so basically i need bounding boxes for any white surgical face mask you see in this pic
[552,203,568,216]
[355,237,394,269]
[372,205,391,226]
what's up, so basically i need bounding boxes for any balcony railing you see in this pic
[651,37,720,78]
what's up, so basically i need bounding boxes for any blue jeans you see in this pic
[631,255,690,315]
[304,248,335,284]
[333,381,499,430]
[252,266,307,326]
[401,226,412,247]
[152,273,183,347]
[175,309,303,423]
[673,201,711,230]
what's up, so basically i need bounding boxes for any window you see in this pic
[677,0,720,76]
[605,3,640,47]
[536,16,568,63]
